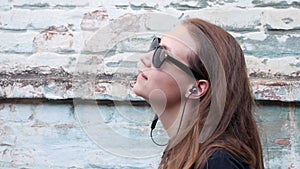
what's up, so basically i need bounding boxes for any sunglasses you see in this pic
[150,37,203,80]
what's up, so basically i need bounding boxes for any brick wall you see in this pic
[0,0,299,168]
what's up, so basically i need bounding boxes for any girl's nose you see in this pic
[140,51,153,68]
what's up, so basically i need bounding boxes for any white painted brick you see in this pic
[207,0,254,8]
[129,0,162,7]
[0,53,78,73]
[34,29,84,53]
[0,8,88,31]
[70,31,86,52]
[0,31,36,53]
[184,8,263,31]
[33,26,75,52]
[80,8,110,31]
[240,33,300,57]
[0,0,11,10]
[102,1,130,20]
[104,52,140,75]
[253,0,299,6]
[112,0,256,9]
[245,55,300,77]
[9,0,103,8]
[82,12,180,53]
[0,9,33,30]
[143,12,181,31]
[238,31,268,41]
[11,0,89,7]
[263,8,300,30]
[82,14,141,53]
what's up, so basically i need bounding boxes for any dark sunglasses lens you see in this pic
[149,38,160,51]
[153,47,165,68]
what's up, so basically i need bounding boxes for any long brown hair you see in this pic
[159,18,264,169]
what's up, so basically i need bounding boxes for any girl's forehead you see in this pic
[163,25,197,53]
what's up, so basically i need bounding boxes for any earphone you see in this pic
[189,86,197,94]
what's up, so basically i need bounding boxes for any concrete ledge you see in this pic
[0,53,299,101]
[1,77,299,101]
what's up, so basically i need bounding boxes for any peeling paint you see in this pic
[33,26,74,52]
[31,120,49,128]
[0,66,299,101]
[81,9,109,31]
[95,85,106,93]
[0,104,5,110]
[274,138,290,146]
[54,124,76,129]
[282,17,294,24]
[9,104,16,112]
[252,80,300,101]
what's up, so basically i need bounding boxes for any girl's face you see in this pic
[133,25,196,107]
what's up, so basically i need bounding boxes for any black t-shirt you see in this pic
[203,150,251,169]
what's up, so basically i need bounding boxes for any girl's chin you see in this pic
[133,87,148,100]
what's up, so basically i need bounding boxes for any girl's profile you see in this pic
[133,18,264,169]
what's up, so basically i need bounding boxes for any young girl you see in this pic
[133,18,264,169]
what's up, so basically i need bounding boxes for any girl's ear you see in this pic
[186,80,210,99]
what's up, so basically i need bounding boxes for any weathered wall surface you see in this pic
[0,0,299,168]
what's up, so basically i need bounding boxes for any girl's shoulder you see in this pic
[204,149,251,169]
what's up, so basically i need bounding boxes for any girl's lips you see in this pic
[138,70,148,80]
[141,73,148,80]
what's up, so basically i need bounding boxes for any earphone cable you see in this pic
[150,92,193,146]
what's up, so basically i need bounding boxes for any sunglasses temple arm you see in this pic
[166,55,202,79]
